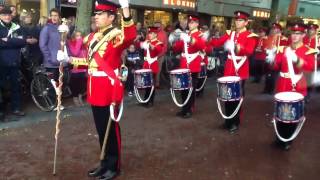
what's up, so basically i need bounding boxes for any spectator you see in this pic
[121,44,142,96]
[0,5,4,11]
[20,11,42,81]
[0,7,33,118]
[39,8,68,110]
[9,5,19,24]
[153,22,168,88]
[38,16,48,29]
[67,30,87,106]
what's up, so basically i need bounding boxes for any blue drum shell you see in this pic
[170,73,191,90]
[275,100,304,123]
[217,81,241,101]
[134,71,153,88]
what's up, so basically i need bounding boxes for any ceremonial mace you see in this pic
[53,18,69,175]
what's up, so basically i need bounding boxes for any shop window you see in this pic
[144,10,172,27]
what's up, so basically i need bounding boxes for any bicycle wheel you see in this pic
[30,73,57,111]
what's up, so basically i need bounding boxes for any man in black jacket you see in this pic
[0,7,33,120]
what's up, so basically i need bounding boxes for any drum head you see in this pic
[275,92,304,102]
[135,69,152,73]
[217,76,241,83]
[170,68,190,74]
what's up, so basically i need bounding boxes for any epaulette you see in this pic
[247,33,259,38]
[83,33,91,45]
[226,30,232,36]
[306,47,319,55]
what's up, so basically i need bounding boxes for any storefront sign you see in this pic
[163,0,196,9]
[253,9,270,18]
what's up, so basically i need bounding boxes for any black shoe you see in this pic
[99,170,119,180]
[88,165,107,177]
[146,102,154,108]
[12,110,25,116]
[176,111,184,117]
[228,124,238,134]
[282,142,291,151]
[182,112,192,119]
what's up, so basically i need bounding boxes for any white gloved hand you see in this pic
[141,41,149,50]
[285,47,298,63]
[180,33,191,43]
[119,0,129,8]
[57,50,66,62]
[265,48,277,64]
[224,40,235,52]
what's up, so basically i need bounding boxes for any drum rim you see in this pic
[218,97,242,101]
[274,92,304,102]
[217,76,241,82]
[170,68,190,74]
[135,69,153,73]
[275,116,304,124]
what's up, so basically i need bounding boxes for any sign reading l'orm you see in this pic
[163,0,196,9]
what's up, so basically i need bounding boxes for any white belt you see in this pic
[227,55,246,61]
[88,69,119,77]
[280,72,303,80]
[182,51,200,64]
[144,56,158,64]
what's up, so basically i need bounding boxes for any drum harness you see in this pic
[134,44,155,103]
[170,36,194,107]
[195,53,208,92]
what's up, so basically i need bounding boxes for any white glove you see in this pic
[180,33,191,43]
[285,47,298,63]
[141,41,149,50]
[57,46,70,62]
[224,40,235,52]
[119,0,129,8]
[265,48,277,64]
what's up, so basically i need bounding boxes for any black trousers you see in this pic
[70,72,87,97]
[181,73,199,114]
[196,76,205,96]
[275,122,298,145]
[144,73,156,104]
[224,80,246,128]
[252,60,265,82]
[264,68,277,93]
[91,106,121,171]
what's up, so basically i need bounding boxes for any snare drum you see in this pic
[134,69,153,88]
[274,92,304,123]
[199,62,207,78]
[217,76,241,101]
[170,69,192,90]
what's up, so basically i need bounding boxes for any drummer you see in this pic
[172,14,206,118]
[267,23,316,150]
[208,11,257,133]
[139,26,164,107]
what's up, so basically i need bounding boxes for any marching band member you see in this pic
[209,11,257,133]
[303,24,319,101]
[252,28,268,83]
[139,26,164,107]
[172,14,206,118]
[263,23,288,94]
[267,23,316,150]
[61,0,136,179]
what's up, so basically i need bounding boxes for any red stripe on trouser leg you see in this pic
[115,121,121,171]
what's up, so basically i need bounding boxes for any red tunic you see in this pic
[142,39,163,74]
[83,19,136,106]
[273,45,316,96]
[209,29,258,80]
[254,36,267,61]
[172,29,206,73]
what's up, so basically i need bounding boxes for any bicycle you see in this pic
[30,65,71,112]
